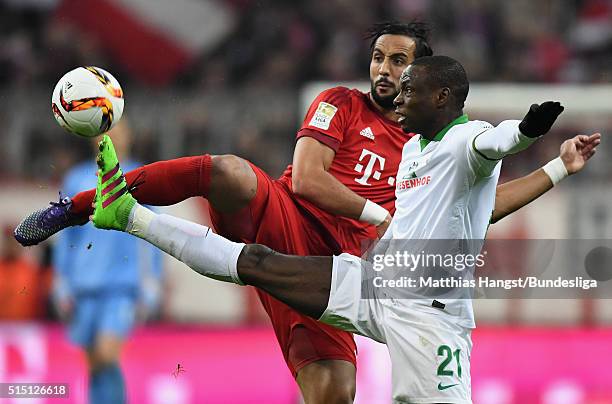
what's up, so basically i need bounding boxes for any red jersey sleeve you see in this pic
[297,87,353,152]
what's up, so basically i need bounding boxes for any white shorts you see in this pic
[320,253,473,404]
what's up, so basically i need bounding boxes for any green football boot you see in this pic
[92,134,136,231]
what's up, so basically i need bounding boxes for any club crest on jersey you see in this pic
[359,127,375,140]
[404,161,420,178]
[309,102,338,130]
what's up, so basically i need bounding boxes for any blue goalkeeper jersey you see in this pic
[53,160,162,298]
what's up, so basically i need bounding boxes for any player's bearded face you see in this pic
[370,79,399,110]
[369,35,416,111]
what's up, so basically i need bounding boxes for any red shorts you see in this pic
[209,163,376,377]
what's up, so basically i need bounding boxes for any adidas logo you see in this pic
[64,82,73,90]
[359,127,375,140]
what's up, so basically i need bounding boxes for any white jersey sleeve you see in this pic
[468,120,538,177]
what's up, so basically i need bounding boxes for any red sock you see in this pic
[71,155,213,218]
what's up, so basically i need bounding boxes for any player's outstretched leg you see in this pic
[92,135,332,318]
[15,145,258,247]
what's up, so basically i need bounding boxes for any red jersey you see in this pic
[212,87,413,372]
[279,86,413,254]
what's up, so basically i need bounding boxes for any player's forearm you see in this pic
[293,170,384,223]
[473,120,538,160]
[52,232,72,278]
[492,156,569,223]
[294,170,366,218]
[492,168,552,223]
[52,276,72,302]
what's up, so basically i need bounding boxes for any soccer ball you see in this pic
[51,66,124,138]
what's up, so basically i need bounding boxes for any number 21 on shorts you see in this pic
[436,345,462,390]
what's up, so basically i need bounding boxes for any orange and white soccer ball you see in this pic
[51,66,124,138]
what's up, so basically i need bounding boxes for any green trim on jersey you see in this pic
[420,114,469,151]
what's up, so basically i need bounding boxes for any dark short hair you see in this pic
[410,55,469,108]
[365,21,433,59]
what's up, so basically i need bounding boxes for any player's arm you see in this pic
[293,87,391,233]
[51,178,78,319]
[52,229,73,297]
[292,136,391,232]
[470,102,565,176]
[492,133,600,223]
[52,178,76,288]
[137,238,164,320]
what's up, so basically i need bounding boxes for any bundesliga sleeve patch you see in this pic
[309,101,338,130]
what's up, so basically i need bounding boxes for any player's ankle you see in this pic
[126,201,154,237]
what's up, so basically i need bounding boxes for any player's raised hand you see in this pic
[519,101,564,138]
[560,133,601,175]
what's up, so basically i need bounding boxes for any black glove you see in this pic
[519,101,564,138]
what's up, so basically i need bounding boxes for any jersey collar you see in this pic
[419,114,469,151]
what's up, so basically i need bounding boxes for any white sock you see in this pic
[126,204,245,284]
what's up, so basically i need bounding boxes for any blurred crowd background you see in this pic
[1,0,611,182]
[0,1,612,402]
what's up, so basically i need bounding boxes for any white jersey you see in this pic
[322,114,539,402]
[385,115,533,328]
[392,116,503,240]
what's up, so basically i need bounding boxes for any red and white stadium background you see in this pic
[0,324,611,404]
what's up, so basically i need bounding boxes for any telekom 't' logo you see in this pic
[354,149,386,186]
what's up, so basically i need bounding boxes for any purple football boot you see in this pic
[14,193,87,246]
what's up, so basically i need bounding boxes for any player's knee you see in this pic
[302,374,355,404]
[319,383,355,404]
[89,338,122,370]
[298,360,356,404]
[210,155,257,203]
[89,352,118,371]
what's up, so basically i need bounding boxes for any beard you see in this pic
[370,81,398,110]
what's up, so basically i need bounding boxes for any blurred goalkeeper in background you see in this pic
[52,120,163,404]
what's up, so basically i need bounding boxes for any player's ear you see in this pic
[436,87,451,108]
